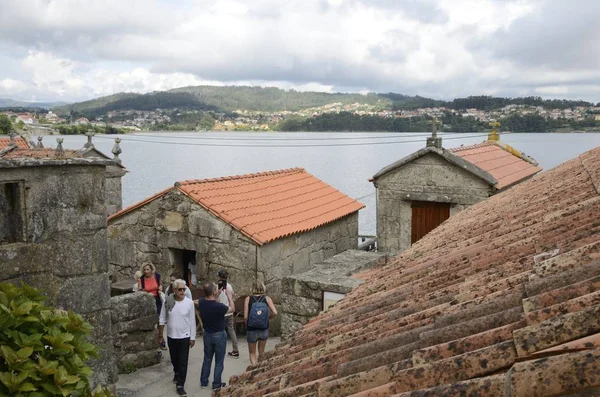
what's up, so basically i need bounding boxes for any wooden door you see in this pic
[411,201,451,244]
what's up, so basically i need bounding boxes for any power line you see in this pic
[95,133,489,148]
[354,192,375,201]
[130,132,454,141]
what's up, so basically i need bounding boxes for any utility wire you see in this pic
[130,132,456,141]
[95,133,489,148]
[354,192,375,201]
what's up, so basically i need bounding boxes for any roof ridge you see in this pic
[177,167,305,186]
[450,141,493,152]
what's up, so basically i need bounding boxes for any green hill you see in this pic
[52,86,597,120]
[168,85,389,112]
[54,85,394,116]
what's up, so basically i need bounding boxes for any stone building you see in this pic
[0,138,119,387]
[371,128,542,254]
[107,168,364,332]
[1,133,127,216]
[78,133,127,216]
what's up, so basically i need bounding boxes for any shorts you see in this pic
[246,329,269,344]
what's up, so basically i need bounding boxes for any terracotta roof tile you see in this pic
[451,141,542,189]
[0,136,29,149]
[1,148,81,159]
[110,168,364,245]
[222,147,600,397]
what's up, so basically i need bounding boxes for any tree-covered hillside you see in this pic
[55,92,218,118]
[54,86,394,116]
[52,86,598,119]
[168,85,389,112]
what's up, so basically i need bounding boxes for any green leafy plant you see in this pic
[0,282,115,397]
[121,363,137,374]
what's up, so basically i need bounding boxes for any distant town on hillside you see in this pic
[1,86,600,134]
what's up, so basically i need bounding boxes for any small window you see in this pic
[0,182,25,244]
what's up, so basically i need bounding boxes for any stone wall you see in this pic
[110,293,159,372]
[104,164,125,216]
[109,190,361,334]
[375,153,494,254]
[280,250,387,338]
[257,213,359,333]
[82,145,126,217]
[108,189,257,290]
[0,159,117,388]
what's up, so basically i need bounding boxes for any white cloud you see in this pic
[0,78,28,94]
[0,0,598,102]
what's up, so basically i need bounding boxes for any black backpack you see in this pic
[140,272,160,290]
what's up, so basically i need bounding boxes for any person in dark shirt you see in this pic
[197,281,234,390]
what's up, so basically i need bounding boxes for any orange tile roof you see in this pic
[0,136,29,150]
[110,168,365,245]
[451,141,542,189]
[0,148,82,159]
[223,147,600,397]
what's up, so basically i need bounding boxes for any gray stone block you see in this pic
[58,274,111,314]
[281,294,321,316]
[188,209,231,241]
[113,314,157,334]
[110,293,157,323]
[120,331,157,352]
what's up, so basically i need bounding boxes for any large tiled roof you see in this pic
[451,141,542,189]
[0,136,29,150]
[223,147,600,397]
[109,168,365,245]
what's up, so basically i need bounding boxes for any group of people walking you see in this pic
[136,264,277,396]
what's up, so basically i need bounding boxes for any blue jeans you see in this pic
[200,330,226,389]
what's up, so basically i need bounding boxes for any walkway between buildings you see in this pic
[116,335,281,397]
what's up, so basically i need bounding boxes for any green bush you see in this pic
[0,282,115,397]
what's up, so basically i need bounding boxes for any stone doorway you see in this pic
[169,248,197,290]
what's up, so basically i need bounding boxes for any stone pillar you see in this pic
[110,293,160,372]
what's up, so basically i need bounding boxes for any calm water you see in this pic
[55,132,600,235]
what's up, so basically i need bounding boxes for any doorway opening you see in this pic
[169,248,197,290]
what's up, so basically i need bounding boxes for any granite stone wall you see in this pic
[104,165,125,216]
[108,190,361,335]
[108,189,258,293]
[375,153,494,254]
[0,160,117,388]
[280,250,387,338]
[110,293,159,372]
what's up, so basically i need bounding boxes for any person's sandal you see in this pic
[227,351,239,358]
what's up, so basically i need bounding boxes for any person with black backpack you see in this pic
[244,280,277,365]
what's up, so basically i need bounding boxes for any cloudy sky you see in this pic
[1,0,599,103]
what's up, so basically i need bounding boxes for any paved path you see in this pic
[116,335,280,397]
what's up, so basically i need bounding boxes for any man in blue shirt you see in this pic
[197,281,234,390]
